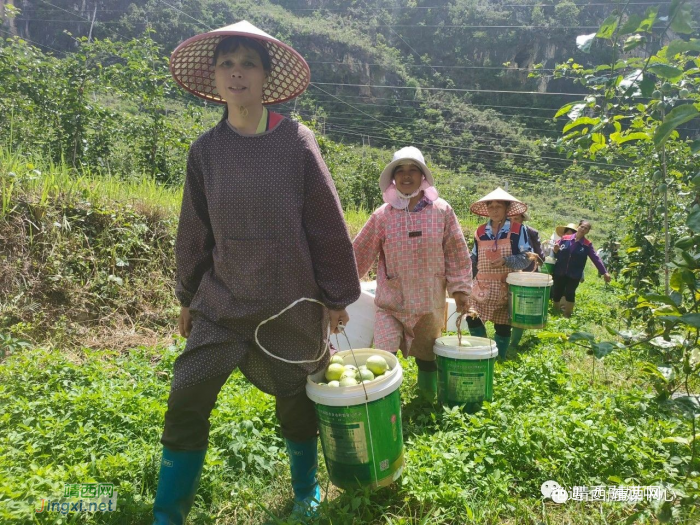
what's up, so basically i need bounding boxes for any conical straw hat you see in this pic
[556,223,579,237]
[170,20,310,105]
[469,187,528,217]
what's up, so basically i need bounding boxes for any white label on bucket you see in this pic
[319,421,369,464]
[516,296,544,316]
[448,372,485,402]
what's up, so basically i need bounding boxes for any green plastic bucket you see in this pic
[434,336,498,412]
[306,349,404,490]
[506,272,553,329]
[541,256,556,275]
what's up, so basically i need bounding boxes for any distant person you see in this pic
[465,188,532,359]
[154,21,361,523]
[551,220,611,317]
[353,147,472,402]
[511,211,544,271]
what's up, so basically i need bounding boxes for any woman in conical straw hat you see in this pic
[353,147,472,403]
[154,21,361,523]
[465,188,533,360]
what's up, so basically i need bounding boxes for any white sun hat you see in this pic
[469,187,528,217]
[379,147,434,192]
[169,20,310,105]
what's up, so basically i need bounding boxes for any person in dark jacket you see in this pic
[154,21,361,524]
[552,220,611,317]
[511,211,544,271]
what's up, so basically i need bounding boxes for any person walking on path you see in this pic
[465,188,532,359]
[551,220,611,317]
[154,21,361,524]
[353,147,472,402]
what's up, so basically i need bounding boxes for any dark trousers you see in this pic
[551,275,580,302]
[161,372,318,451]
[414,357,437,372]
[465,316,512,337]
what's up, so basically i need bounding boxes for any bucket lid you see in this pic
[306,349,403,406]
[506,272,553,287]
[433,336,498,360]
[544,256,556,264]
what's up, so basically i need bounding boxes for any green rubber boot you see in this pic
[510,328,524,348]
[468,324,487,338]
[493,334,510,360]
[286,438,321,519]
[152,447,206,525]
[417,369,437,402]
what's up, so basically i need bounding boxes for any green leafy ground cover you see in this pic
[0,150,694,524]
[1,273,698,524]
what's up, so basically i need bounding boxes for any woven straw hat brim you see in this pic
[170,22,310,105]
[556,223,579,237]
[469,187,528,217]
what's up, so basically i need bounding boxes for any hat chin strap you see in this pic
[383,179,439,209]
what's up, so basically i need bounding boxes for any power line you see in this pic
[384,25,441,77]
[307,61,558,72]
[0,28,62,53]
[17,18,151,25]
[290,94,570,123]
[380,24,601,29]
[312,82,587,96]
[156,0,213,31]
[37,0,89,21]
[309,83,392,129]
[297,95,699,134]
[279,107,559,144]
[294,91,565,115]
[316,122,613,184]
[284,2,672,10]
[308,118,625,171]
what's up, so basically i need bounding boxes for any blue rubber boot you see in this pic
[510,328,524,348]
[469,324,487,338]
[286,437,321,518]
[417,369,437,402]
[494,334,511,360]
[152,447,206,525]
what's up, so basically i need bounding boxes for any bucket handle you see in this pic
[445,309,476,347]
[444,309,495,350]
[333,329,381,485]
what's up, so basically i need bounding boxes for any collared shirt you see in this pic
[410,195,432,213]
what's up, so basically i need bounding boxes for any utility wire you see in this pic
[317,124,613,184]
[312,82,588,96]
[307,61,558,72]
[156,0,213,31]
[309,84,392,129]
[309,118,626,171]
[0,28,62,53]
